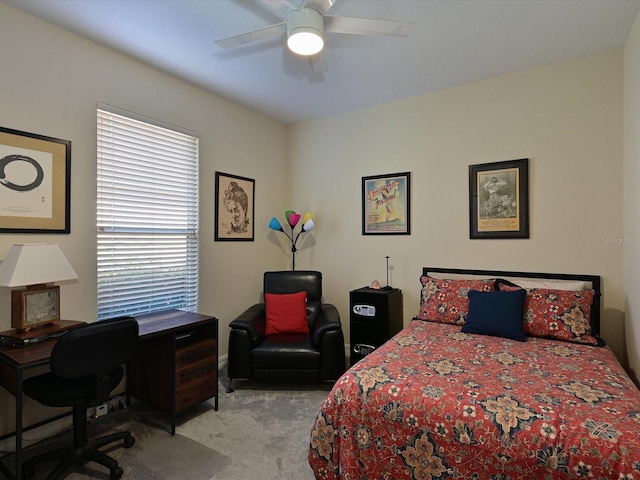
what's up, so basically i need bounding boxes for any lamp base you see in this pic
[11,284,60,332]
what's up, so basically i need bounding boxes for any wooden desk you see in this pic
[0,311,218,479]
[0,320,85,480]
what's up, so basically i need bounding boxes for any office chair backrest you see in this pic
[50,316,139,380]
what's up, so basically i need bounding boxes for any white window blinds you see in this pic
[96,105,199,320]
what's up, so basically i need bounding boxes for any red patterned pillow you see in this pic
[498,283,598,345]
[265,291,309,335]
[415,276,495,325]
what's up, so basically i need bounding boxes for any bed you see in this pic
[308,267,640,480]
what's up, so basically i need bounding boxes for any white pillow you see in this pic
[425,272,591,291]
[504,278,591,291]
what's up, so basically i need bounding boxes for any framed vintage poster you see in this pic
[0,126,71,233]
[362,172,411,235]
[469,158,529,239]
[215,171,255,241]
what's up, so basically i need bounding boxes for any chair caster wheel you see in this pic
[124,436,135,448]
[110,466,124,479]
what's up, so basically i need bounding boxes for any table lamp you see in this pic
[0,243,78,331]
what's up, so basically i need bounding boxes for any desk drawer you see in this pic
[176,338,216,370]
[175,358,216,411]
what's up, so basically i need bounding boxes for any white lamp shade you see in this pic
[0,243,78,287]
[303,218,315,232]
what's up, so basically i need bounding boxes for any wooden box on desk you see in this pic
[11,285,60,331]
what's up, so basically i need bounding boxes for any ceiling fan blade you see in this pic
[308,51,328,74]
[215,22,286,49]
[258,0,297,18]
[302,0,337,15]
[325,16,415,37]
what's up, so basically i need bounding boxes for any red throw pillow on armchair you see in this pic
[265,291,309,335]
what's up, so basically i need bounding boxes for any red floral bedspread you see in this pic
[309,320,640,480]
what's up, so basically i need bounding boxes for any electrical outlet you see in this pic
[110,395,125,410]
[95,404,109,417]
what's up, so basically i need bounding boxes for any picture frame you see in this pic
[362,172,411,235]
[0,126,71,234]
[12,285,60,331]
[215,171,255,241]
[469,158,529,239]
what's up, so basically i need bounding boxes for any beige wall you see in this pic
[288,50,625,362]
[0,4,288,434]
[0,2,634,438]
[624,10,640,383]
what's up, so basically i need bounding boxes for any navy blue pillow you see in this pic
[462,289,526,341]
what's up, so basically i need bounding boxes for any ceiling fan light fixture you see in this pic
[288,29,324,55]
[287,8,324,56]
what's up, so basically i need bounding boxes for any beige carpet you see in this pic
[7,367,334,480]
[176,368,333,480]
[15,413,231,480]
[100,419,231,480]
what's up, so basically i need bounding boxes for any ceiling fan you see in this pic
[214,0,415,73]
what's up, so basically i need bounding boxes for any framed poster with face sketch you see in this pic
[469,158,529,239]
[215,171,255,241]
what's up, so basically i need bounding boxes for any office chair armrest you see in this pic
[311,303,342,347]
[229,303,266,343]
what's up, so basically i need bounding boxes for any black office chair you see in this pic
[21,317,139,480]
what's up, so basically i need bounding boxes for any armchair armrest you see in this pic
[311,303,342,347]
[313,303,346,380]
[229,303,266,343]
[228,304,265,381]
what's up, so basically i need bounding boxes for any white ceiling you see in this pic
[4,0,639,124]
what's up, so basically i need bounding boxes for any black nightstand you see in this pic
[349,287,403,365]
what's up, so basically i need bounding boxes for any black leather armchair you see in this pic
[227,271,345,391]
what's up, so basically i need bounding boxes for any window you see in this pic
[96,104,199,320]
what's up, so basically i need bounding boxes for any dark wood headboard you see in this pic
[422,267,602,336]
